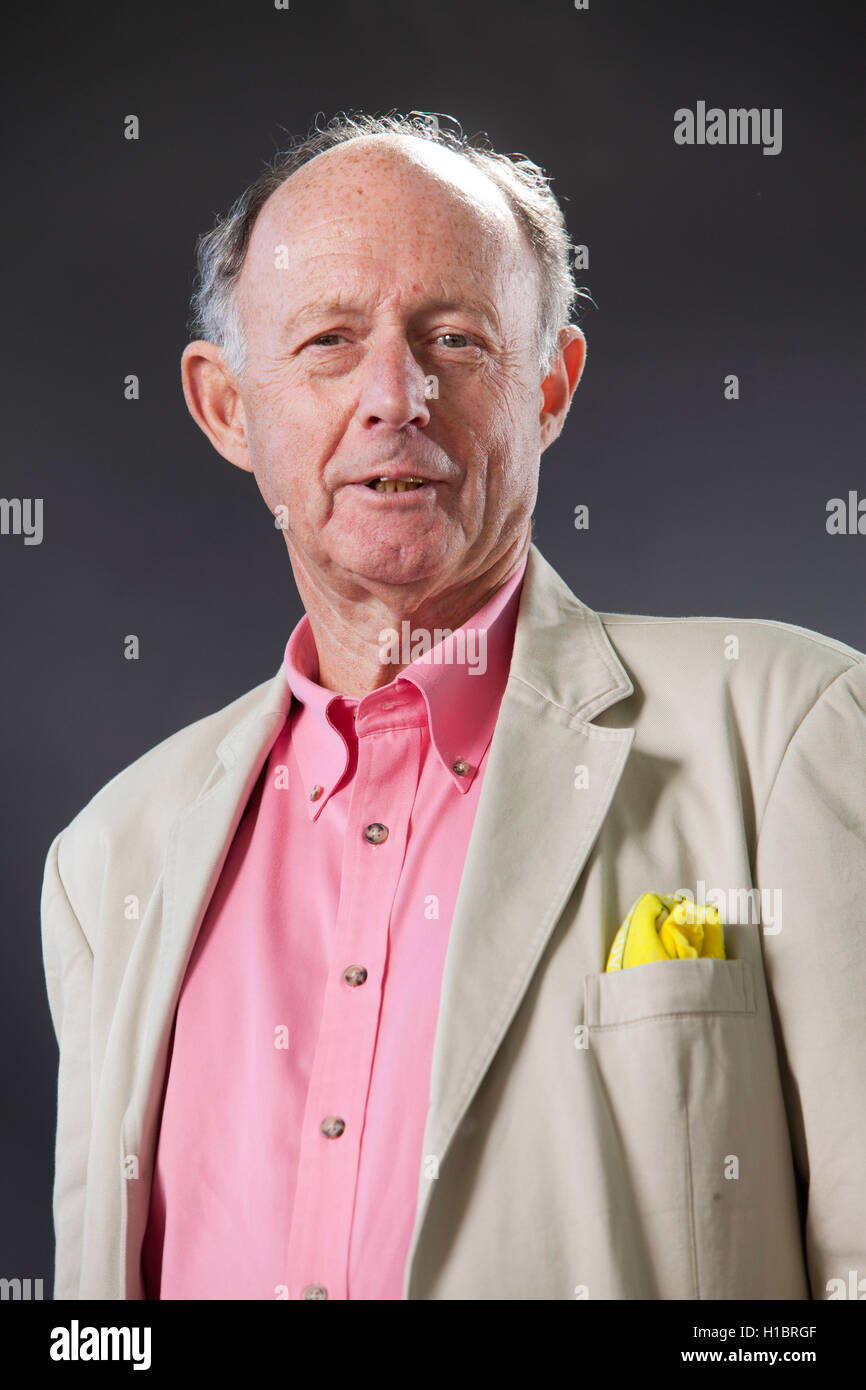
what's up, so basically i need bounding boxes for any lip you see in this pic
[348,470,440,485]
[344,478,441,501]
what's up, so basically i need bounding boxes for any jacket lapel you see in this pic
[122,672,292,1294]
[160,681,292,1014]
[403,544,636,1293]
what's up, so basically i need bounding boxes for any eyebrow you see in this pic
[285,294,501,335]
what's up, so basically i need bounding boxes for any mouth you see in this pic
[364,475,428,493]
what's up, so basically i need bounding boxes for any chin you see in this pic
[333,534,458,589]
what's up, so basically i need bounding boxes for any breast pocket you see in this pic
[583,956,755,1027]
[578,956,788,1298]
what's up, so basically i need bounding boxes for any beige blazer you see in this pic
[41,543,866,1300]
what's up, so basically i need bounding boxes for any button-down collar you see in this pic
[283,556,528,819]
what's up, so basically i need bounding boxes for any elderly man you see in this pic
[42,112,866,1302]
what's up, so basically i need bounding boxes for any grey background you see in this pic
[2,0,863,1289]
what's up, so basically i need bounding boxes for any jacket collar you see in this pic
[214,541,633,771]
[509,542,633,718]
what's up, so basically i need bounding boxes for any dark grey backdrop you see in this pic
[3,0,863,1291]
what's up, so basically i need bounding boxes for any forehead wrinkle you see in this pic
[283,279,504,337]
[248,229,522,335]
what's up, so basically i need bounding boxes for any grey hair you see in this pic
[188,110,591,377]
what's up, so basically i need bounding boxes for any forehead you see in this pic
[241,135,538,313]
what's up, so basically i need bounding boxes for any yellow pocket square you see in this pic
[605,892,725,971]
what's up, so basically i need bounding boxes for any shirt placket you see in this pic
[284,703,423,1301]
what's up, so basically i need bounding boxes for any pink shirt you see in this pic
[142,558,527,1300]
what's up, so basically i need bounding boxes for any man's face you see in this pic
[225,136,566,596]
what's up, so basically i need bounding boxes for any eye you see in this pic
[308,333,344,347]
[436,332,471,349]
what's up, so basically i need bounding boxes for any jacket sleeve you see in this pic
[754,657,866,1299]
[41,828,94,1300]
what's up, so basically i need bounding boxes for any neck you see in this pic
[288,530,531,698]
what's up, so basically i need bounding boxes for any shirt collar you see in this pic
[283,556,528,819]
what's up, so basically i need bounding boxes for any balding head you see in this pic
[189,113,583,378]
[237,134,542,377]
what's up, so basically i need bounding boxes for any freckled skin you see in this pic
[182,135,586,695]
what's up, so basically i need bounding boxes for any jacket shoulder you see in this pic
[594,609,865,806]
[599,608,864,690]
[48,670,285,917]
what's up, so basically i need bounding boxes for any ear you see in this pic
[539,326,587,453]
[180,341,253,472]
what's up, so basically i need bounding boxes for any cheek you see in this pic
[244,384,340,505]
[445,377,513,459]
[468,365,538,448]
[477,400,530,474]
[480,396,541,507]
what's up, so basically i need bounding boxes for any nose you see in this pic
[356,332,432,432]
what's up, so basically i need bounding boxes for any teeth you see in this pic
[368,477,426,492]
